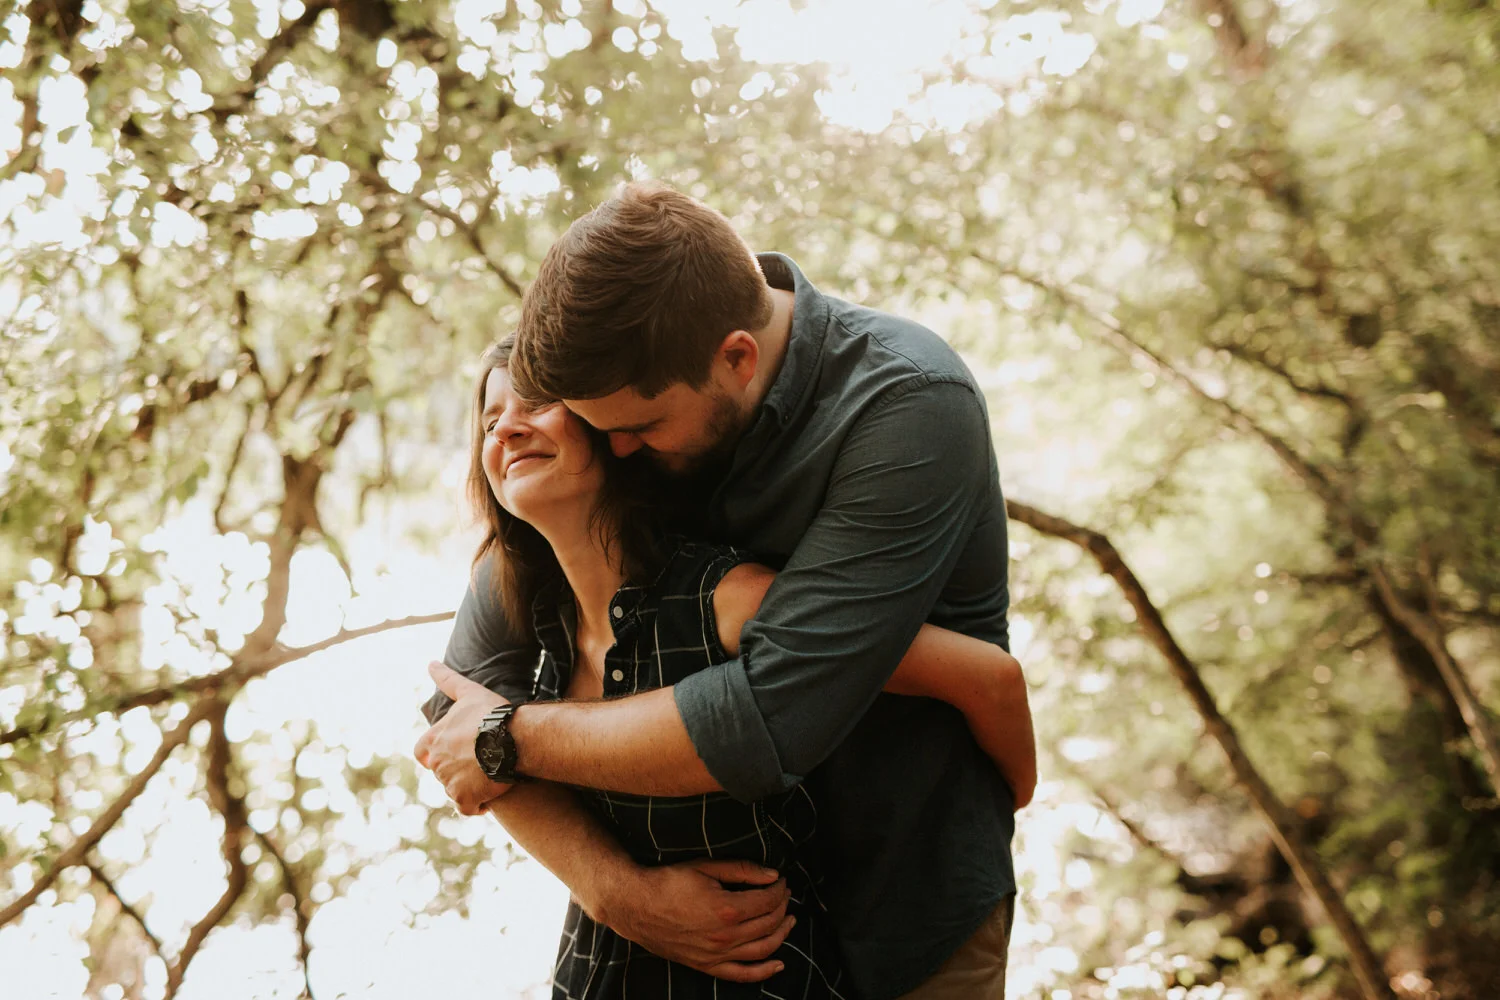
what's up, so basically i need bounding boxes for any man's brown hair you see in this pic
[511,182,774,402]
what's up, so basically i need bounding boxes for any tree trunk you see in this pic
[1007,499,1396,1000]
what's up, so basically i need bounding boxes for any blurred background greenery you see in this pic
[1,0,1497,998]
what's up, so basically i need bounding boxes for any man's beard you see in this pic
[648,388,745,491]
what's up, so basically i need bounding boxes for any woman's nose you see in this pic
[493,403,532,441]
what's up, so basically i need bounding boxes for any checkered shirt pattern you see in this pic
[532,539,852,1000]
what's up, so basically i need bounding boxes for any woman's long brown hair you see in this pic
[467,337,675,642]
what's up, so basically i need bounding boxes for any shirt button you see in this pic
[611,606,624,619]
[611,669,625,682]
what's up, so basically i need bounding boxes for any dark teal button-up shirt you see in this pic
[425,253,1015,999]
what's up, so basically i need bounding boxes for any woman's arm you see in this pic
[882,625,1036,809]
[715,564,1037,809]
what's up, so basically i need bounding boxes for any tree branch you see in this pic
[165,703,249,999]
[426,203,526,299]
[1216,339,1356,408]
[1,612,456,747]
[1293,567,1365,588]
[1054,756,1195,871]
[255,830,315,999]
[214,403,256,535]
[0,0,83,185]
[87,858,166,965]
[1451,605,1500,631]
[1193,0,1268,79]
[357,410,395,521]
[1006,498,1394,1000]
[242,453,326,659]
[1368,564,1500,794]
[973,252,1339,505]
[207,2,336,126]
[0,697,219,928]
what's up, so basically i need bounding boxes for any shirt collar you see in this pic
[531,567,662,652]
[755,252,829,428]
[607,583,649,633]
[531,579,574,661]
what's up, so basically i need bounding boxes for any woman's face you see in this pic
[480,366,604,524]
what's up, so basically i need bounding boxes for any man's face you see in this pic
[564,378,746,476]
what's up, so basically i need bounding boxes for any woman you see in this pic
[467,338,1035,999]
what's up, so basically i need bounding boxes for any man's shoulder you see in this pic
[820,295,978,400]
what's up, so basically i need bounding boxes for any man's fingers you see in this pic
[701,959,785,984]
[690,859,780,886]
[721,914,795,963]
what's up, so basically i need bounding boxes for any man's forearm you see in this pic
[485,782,638,923]
[510,687,723,796]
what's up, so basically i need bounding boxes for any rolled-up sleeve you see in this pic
[674,378,995,801]
[421,552,539,725]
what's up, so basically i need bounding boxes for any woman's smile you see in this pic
[504,451,554,475]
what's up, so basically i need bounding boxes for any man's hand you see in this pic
[600,859,795,982]
[414,661,513,814]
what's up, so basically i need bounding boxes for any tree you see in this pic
[2,0,1496,997]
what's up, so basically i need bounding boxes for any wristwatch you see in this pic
[474,703,524,783]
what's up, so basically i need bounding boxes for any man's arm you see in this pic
[714,562,1034,806]
[503,379,1000,799]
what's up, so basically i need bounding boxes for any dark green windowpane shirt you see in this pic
[424,254,1015,1000]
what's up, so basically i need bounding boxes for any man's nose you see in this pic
[609,432,643,458]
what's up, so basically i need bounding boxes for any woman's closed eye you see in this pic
[485,400,560,436]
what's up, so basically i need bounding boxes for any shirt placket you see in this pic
[602,594,640,695]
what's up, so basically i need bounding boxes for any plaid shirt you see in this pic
[532,540,851,1000]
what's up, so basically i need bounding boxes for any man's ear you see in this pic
[718,330,759,391]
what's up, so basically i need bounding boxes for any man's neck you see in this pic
[742,286,796,416]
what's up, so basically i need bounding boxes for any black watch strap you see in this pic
[475,703,525,783]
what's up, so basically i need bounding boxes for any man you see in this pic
[416,182,1030,998]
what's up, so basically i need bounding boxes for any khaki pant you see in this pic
[895,894,1015,999]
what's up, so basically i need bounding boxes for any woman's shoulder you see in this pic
[655,535,751,591]
[648,537,774,660]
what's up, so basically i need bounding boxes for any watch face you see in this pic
[476,732,508,774]
[476,711,514,780]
